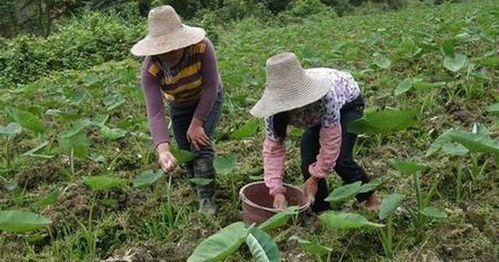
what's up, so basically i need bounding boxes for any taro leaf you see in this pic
[379,193,405,220]
[22,141,50,157]
[59,131,89,158]
[11,108,44,133]
[359,178,382,193]
[187,222,251,262]
[325,181,362,203]
[214,155,237,176]
[45,109,62,116]
[348,109,417,135]
[246,227,281,262]
[394,78,417,96]
[0,122,22,136]
[170,147,195,164]
[189,178,213,186]
[289,235,332,256]
[472,123,489,138]
[442,143,469,156]
[91,114,109,128]
[388,159,428,176]
[82,176,127,191]
[485,102,499,115]
[60,119,90,139]
[103,93,125,111]
[34,190,59,207]
[258,206,299,231]
[420,206,447,220]
[231,119,260,140]
[441,40,455,57]
[426,129,455,157]
[0,210,52,233]
[373,57,392,69]
[449,129,499,154]
[132,170,163,188]
[3,180,17,191]
[443,54,467,72]
[101,126,126,140]
[413,81,446,90]
[320,211,384,230]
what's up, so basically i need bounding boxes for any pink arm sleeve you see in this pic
[262,137,287,196]
[308,123,342,178]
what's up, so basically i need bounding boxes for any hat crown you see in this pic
[266,53,307,89]
[148,5,182,37]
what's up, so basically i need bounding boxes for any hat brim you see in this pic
[250,70,331,118]
[131,25,206,56]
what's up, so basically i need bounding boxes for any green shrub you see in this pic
[278,0,336,23]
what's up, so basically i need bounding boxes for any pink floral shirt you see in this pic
[262,68,360,196]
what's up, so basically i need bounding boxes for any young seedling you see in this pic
[377,193,405,258]
[214,154,238,204]
[0,122,22,170]
[289,235,333,262]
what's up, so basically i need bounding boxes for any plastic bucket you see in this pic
[239,181,310,225]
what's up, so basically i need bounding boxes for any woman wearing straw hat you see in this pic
[131,5,222,213]
[250,52,380,212]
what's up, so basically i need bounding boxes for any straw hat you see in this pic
[131,5,206,56]
[250,53,331,117]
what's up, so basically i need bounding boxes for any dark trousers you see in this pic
[169,91,223,199]
[300,95,371,212]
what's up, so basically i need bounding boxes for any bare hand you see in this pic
[273,193,288,210]
[187,118,210,151]
[303,177,319,204]
[157,143,178,173]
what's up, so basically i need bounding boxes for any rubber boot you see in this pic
[193,157,217,214]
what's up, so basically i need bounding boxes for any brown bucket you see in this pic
[239,181,310,225]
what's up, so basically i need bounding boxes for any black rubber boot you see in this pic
[193,157,217,214]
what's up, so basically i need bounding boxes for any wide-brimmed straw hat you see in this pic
[250,52,331,117]
[131,5,206,56]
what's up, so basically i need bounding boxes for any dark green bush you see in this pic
[0,12,144,86]
[278,0,336,23]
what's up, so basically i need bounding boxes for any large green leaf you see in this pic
[188,222,251,262]
[101,126,127,140]
[170,147,195,164]
[394,78,417,96]
[388,159,427,176]
[258,206,299,231]
[82,175,127,191]
[449,129,499,154]
[246,227,281,262]
[320,211,384,230]
[443,53,467,72]
[132,170,163,188]
[0,122,22,137]
[58,131,90,158]
[347,109,417,135]
[441,142,469,156]
[34,190,59,207]
[0,210,52,233]
[426,129,457,157]
[289,235,332,256]
[231,119,260,140]
[325,181,362,203]
[214,155,237,176]
[379,193,405,220]
[359,178,382,193]
[485,102,499,115]
[373,57,392,69]
[60,119,90,139]
[419,206,447,220]
[11,108,44,133]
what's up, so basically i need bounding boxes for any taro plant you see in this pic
[214,154,238,204]
[0,210,52,233]
[58,120,91,175]
[427,123,498,202]
[325,178,382,204]
[0,122,22,170]
[441,40,468,72]
[347,108,418,147]
[289,235,332,262]
[188,206,299,262]
[388,159,447,228]
[377,193,405,258]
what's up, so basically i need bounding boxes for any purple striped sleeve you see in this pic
[193,38,221,121]
[141,56,169,147]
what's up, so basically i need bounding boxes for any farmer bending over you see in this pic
[131,6,223,213]
[250,53,379,212]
